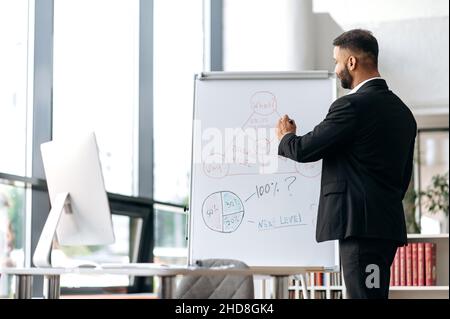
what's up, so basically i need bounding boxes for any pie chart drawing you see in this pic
[202,191,245,233]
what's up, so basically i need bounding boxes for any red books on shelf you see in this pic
[314,272,323,286]
[391,241,437,287]
[425,243,437,286]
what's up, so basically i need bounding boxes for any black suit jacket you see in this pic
[278,79,417,245]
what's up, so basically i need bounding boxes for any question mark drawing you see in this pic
[285,176,297,194]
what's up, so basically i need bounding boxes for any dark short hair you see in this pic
[333,29,379,67]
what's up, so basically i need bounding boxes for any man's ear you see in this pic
[347,56,357,71]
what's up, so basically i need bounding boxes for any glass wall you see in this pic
[0,0,31,177]
[53,0,140,197]
[153,0,204,265]
[1,0,212,296]
[52,0,141,289]
[0,0,32,298]
[153,0,203,205]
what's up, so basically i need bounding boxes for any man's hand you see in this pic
[276,115,297,140]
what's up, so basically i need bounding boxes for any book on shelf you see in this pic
[330,272,342,286]
[390,241,437,287]
[400,246,406,286]
[312,272,324,286]
[425,242,437,286]
[331,290,342,299]
[289,289,296,299]
[406,244,412,286]
[418,242,425,286]
[412,242,418,286]
[314,291,326,299]
[394,248,400,286]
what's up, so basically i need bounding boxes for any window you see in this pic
[0,0,31,176]
[52,0,142,290]
[153,0,204,267]
[417,129,449,234]
[154,204,187,265]
[2,0,212,296]
[53,0,140,196]
[153,0,204,205]
[0,0,32,298]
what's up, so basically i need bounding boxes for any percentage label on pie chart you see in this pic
[202,191,245,233]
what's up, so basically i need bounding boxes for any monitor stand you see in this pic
[33,192,72,268]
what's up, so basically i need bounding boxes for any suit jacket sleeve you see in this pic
[278,97,357,163]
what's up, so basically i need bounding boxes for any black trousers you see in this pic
[339,237,399,299]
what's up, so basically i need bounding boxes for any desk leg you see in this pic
[44,275,60,299]
[158,275,176,299]
[15,275,32,299]
[272,276,289,299]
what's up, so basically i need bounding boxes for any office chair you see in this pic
[175,259,254,299]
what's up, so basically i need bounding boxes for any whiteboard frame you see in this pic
[188,71,340,272]
[199,70,331,80]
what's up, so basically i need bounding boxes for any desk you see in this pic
[1,266,319,299]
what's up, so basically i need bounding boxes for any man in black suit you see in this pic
[276,29,417,299]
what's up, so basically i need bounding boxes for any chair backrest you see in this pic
[175,259,254,299]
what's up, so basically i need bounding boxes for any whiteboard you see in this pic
[189,72,339,269]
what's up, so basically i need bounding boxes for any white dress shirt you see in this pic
[348,77,383,95]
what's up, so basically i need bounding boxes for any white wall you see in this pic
[372,17,448,110]
[223,0,315,71]
[223,0,449,116]
[313,0,449,25]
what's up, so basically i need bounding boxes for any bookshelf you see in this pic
[388,233,449,299]
[288,271,346,299]
[287,233,449,299]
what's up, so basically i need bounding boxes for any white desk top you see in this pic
[0,265,324,277]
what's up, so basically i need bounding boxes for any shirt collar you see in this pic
[348,77,383,95]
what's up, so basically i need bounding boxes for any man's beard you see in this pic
[338,66,353,89]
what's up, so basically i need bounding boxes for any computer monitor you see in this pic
[33,132,115,268]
